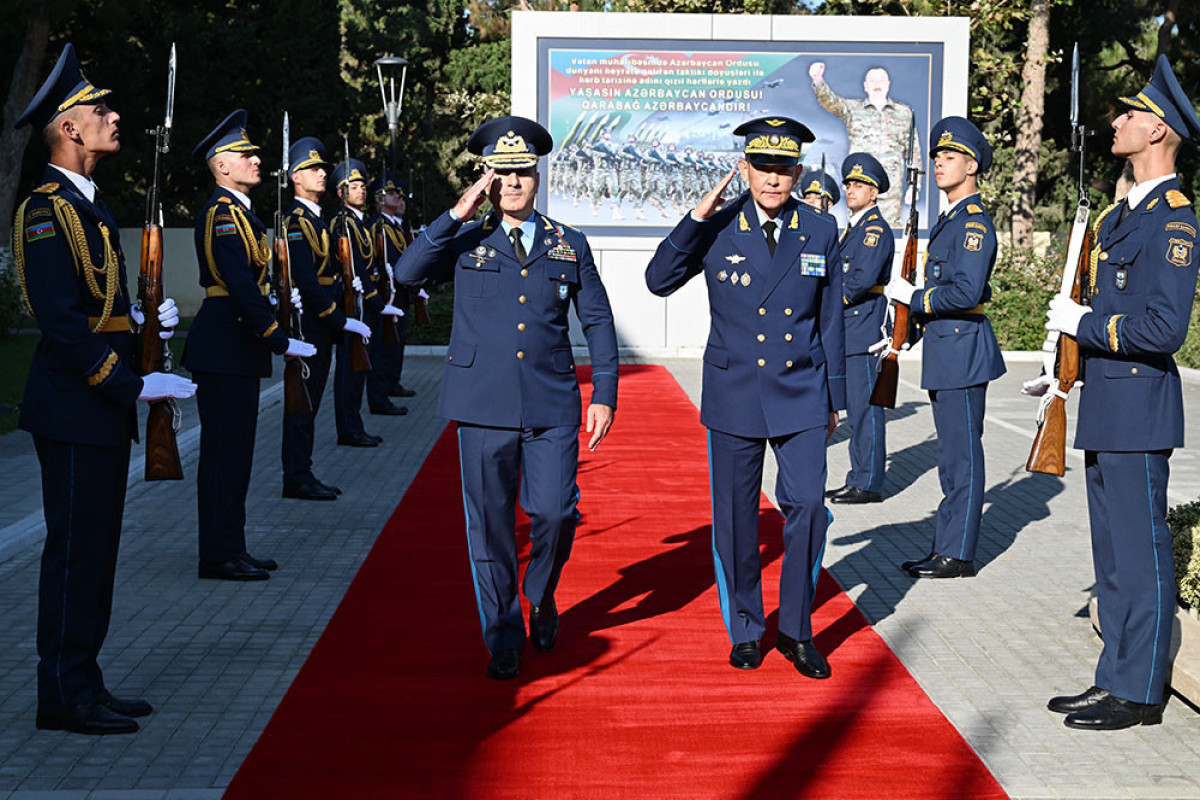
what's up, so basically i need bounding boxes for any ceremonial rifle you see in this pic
[869,115,923,408]
[337,137,372,372]
[138,43,183,482]
[376,157,400,345]
[273,112,313,415]
[1026,44,1093,476]
[819,154,829,214]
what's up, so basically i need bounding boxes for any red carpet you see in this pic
[227,365,1007,799]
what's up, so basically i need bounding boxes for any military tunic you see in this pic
[367,212,411,406]
[16,166,144,713]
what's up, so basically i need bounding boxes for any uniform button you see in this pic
[954,327,960,333]
[786,360,794,368]
[519,295,527,304]
[517,322,526,332]
[559,273,567,279]
[1131,367,1138,374]
[448,356,453,362]
[521,268,529,277]
[853,310,859,315]
[785,333,793,342]
[1100,252,1109,261]
[784,308,793,316]
[757,334,765,342]
[758,307,766,316]
[757,358,766,367]
[517,350,525,360]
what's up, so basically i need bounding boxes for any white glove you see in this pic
[1021,374,1054,397]
[130,302,145,326]
[885,277,917,306]
[285,338,317,358]
[157,298,179,340]
[138,372,196,402]
[352,276,364,293]
[343,318,371,340]
[418,289,430,300]
[868,337,891,356]
[385,263,395,282]
[290,287,303,313]
[1045,293,1092,337]
[381,304,404,317]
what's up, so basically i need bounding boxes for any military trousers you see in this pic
[707,425,827,645]
[929,384,987,562]
[456,422,581,654]
[1086,449,1175,705]
[280,341,333,485]
[34,436,130,711]
[195,371,259,563]
[333,334,368,437]
[366,313,404,410]
[844,353,887,493]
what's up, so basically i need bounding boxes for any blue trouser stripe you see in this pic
[707,430,735,640]
[457,428,489,640]
[1145,454,1162,704]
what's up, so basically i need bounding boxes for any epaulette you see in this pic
[966,203,985,215]
[217,196,233,203]
[1166,190,1191,209]
[34,182,59,194]
[293,206,306,217]
[866,213,879,222]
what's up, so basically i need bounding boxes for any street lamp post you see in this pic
[374,56,409,172]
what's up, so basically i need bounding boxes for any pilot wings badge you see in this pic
[725,253,746,265]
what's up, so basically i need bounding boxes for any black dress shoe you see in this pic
[197,559,269,581]
[830,486,882,504]
[368,433,384,444]
[824,484,851,499]
[388,385,416,398]
[776,632,830,679]
[529,597,559,652]
[337,433,380,447]
[240,552,278,572]
[487,648,521,680]
[1048,685,1110,714]
[37,702,138,735]
[315,478,343,495]
[1064,695,1163,730]
[730,641,761,670]
[369,404,408,416]
[95,694,153,718]
[283,480,338,501]
[906,554,975,579]
[900,554,934,572]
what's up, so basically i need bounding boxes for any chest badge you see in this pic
[932,263,942,279]
[726,253,746,265]
[730,271,739,285]
[740,272,751,287]
[717,270,728,282]
[558,283,570,300]
[1114,267,1128,290]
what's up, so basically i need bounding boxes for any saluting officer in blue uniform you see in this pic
[367,171,415,411]
[185,110,317,581]
[888,117,1006,579]
[15,44,193,734]
[827,154,894,504]
[279,137,372,501]
[1042,56,1200,731]
[646,117,845,679]
[798,169,840,214]
[396,116,619,680]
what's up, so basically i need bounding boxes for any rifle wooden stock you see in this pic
[1026,225,1091,476]
[138,224,183,481]
[338,233,372,373]
[274,235,314,416]
[414,294,430,326]
[869,231,918,408]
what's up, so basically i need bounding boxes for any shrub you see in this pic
[1166,500,1200,609]
[987,245,1061,351]
[0,247,29,339]
[1176,301,1200,370]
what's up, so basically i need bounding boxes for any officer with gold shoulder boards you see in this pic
[15,44,193,735]
[280,136,371,500]
[185,110,316,581]
[827,154,894,504]
[646,117,845,679]
[367,171,414,412]
[888,117,1005,579]
[396,116,619,680]
[1042,56,1200,731]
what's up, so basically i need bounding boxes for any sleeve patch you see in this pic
[964,221,988,233]
[86,350,119,386]
[1166,221,1197,237]
[215,222,238,237]
[863,231,880,248]
[964,230,984,252]
[26,207,51,220]
[25,221,55,242]
[1167,238,1193,267]
[287,230,305,241]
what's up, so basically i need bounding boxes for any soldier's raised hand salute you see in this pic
[453,167,497,220]
[692,167,737,220]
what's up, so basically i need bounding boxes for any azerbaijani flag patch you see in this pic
[215,222,238,237]
[287,230,304,241]
[25,221,55,242]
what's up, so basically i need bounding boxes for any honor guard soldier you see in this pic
[395,116,619,680]
[368,171,416,409]
[646,117,846,679]
[888,117,1005,579]
[15,44,193,734]
[185,110,316,581]
[798,169,840,214]
[279,137,371,500]
[828,154,894,504]
[1043,56,1200,730]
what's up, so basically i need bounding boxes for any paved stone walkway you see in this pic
[0,354,1197,799]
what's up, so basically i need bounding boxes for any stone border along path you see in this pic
[0,354,1196,799]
